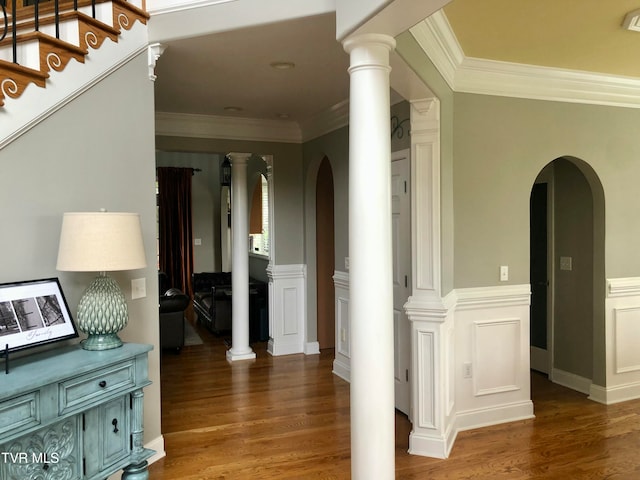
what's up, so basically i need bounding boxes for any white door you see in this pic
[392,150,411,415]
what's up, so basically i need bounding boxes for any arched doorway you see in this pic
[316,157,335,349]
[530,156,605,393]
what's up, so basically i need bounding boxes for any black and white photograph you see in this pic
[0,301,19,337]
[37,295,66,327]
[12,297,44,331]
[0,278,78,352]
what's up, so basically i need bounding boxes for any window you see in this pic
[249,174,269,256]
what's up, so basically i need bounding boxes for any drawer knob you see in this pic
[99,380,107,388]
[112,418,119,433]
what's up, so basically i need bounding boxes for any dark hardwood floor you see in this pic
[149,317,640,479]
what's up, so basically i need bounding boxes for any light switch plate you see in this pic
[131,278,146,299]
[560,256,573,271]
[500,265,509,281]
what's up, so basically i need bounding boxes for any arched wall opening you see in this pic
[530,156,606,393]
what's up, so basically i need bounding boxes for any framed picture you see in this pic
[0,278,78,353]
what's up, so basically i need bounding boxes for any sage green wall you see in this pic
[302,126,350,270]
[552,159,594,380]
[0,53,161,444]
[155,137,305,267]
[395,31,455,295]
[452,93,640,287]
[391,100,411,153]
[156,151,222,272]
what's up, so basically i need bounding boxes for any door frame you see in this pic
[530,167,556,378]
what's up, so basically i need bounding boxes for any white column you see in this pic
[343,33,396,480]
[226,152,256,362]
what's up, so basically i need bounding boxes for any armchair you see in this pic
[159,287,190,352]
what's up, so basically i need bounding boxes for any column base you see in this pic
[226,348,256,362]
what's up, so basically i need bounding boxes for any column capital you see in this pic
[342,33,396,55]
[227,152,252,165]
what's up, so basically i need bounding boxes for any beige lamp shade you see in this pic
[56,212,147,272]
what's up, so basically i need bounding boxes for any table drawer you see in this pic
[59,361,135,414]
[0,392,40,439]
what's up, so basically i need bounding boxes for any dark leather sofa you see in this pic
[192,272,232,334]
[159,287,190,351]
[192,272,268,340]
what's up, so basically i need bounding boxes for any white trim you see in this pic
[455,284,531,310]
[608,277,640,298]
[304,341,320,355]
[589,381,640,405]
[333,270,350,382]
[332,356,351,382]
[552,368,591,395]
[411,12,640,110]
[299,99,350,142]
[266,264,307,356]
[155,111,302,143]
[408,10,460,90]
[147,0,235,16]
[146,435,166,464]
[408,421,457,460]
[456,401,534,433]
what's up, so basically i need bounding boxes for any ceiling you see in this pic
[152,1,640,124]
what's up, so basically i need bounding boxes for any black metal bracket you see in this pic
[391,115,410,140]
[1,344,9,374]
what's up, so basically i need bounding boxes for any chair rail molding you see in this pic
[267,264,307,356]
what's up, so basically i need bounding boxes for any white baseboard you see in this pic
[408,422,457,459]
[332,358,350,382]
[146,435,167,464]
[304,341,320,355]
[552,368,591,395]
[589,380,640,405]
[456,400,534,432]
[267,338,303,356]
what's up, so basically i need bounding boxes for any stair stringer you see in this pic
[0,19,149,149]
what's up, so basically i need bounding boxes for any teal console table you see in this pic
[0,343,154,479]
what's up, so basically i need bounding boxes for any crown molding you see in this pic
[299,98,350,142]
[409,10,461,90]
[155,111,302,143]
[412,10,640,109]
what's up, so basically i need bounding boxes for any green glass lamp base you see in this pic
[77,274,129,351]
[82,333,123,351]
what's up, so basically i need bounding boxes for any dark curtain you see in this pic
[157,167,193,297]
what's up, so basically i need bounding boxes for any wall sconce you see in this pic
[220,156,232,186]
[56,211,146,350]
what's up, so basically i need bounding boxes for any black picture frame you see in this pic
[0,278,78,353]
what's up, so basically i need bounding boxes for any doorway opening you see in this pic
[316,156,335,350]
[529,157,605,394]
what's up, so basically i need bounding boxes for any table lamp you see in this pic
[56,211,146,350]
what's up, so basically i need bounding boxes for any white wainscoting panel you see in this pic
[266,264,306,356]
[600,278,640,404]
[454,285,533,432]
[333,271,351,382]
[614,307,640,374]
[473,318,520,396]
